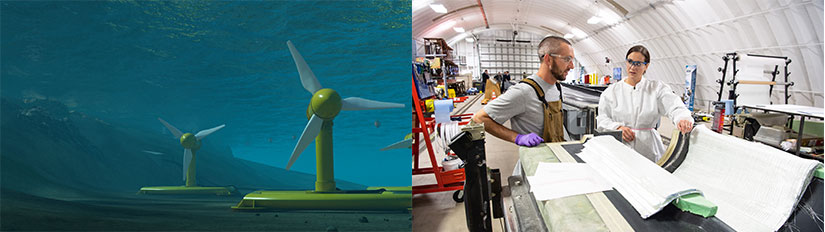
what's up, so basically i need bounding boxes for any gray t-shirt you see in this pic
[483,74,561,135]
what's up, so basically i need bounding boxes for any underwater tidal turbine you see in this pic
[232,41,411,211]
[138,118,234,195]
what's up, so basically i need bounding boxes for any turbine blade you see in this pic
[158,117,183,139]
[285,114,323,170]
[183,149,192,181]
[380,138,413,151]
[141,150,164,155]
[341,97,404,111]
[382,133,434,151]
[195,124,225,140]
[287,40,322,94]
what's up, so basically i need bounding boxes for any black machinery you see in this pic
[448,123,504,232]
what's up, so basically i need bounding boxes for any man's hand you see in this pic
[618,126,635,142]
[677,119,694,134]
[515,133,544,147]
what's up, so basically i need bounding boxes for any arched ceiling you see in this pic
[413,0,825,107]
[413,0,628,42]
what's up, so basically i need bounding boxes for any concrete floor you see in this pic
[412,94,517,232]
[411,93,678,232]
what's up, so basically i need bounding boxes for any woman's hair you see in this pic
[625,45,650,63]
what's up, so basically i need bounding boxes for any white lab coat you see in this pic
[597,78,694,162]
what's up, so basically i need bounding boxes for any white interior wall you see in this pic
[451,40,478,78]
[575,0,824,109]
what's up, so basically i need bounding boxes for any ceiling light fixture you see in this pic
[587,16,602,24]
[465,37,475,42]
[429,4,448,13]
[563,33,574,39]
[600,10,620,24]
[571,28,587,38]
[453,27,465,33]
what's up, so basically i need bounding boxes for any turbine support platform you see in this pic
[232,186,411,211]
[138,186,236,196]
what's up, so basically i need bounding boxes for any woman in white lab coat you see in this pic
[596,45,694,162]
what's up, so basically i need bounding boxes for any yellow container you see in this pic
[448,89,456,98]
[425,99,435,112]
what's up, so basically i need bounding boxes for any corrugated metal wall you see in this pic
[575,0,823,108]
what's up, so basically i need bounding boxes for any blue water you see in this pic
[1,1,411,187]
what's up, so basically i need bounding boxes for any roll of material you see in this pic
[738,54,786,67]
[673,126,822,232]
[736,63,771,105]
[563,98,592,109]
[434,99,454,124]
[434,121,461,154]
[442,158,463,171]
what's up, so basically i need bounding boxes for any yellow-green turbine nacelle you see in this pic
[180,133,202,150]
[306,88,342,120]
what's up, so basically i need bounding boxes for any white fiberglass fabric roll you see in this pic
[673,126,822,232]
[736,54,785,106]
[736,64,771,105]
[578,136,701,218]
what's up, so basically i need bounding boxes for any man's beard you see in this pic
[551,61,568,81]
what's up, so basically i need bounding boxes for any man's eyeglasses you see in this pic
[626,59,649,67]
[542,53,574,63]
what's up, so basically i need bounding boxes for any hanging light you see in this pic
[453,27,465,33]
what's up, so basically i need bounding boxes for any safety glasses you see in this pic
[542,53,573,63]
[626,59,649,67]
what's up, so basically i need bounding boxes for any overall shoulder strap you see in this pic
[519,78,546,106]
[556,82,563,101]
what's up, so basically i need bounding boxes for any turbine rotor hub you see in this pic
[310,88,342,119]
[180,133,201,150]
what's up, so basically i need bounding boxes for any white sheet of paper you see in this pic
[527,162,613,201]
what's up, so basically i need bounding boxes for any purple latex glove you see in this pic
[515,133,544,147]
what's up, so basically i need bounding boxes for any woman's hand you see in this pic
[618,126,635,142]
[677,119,694,134]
